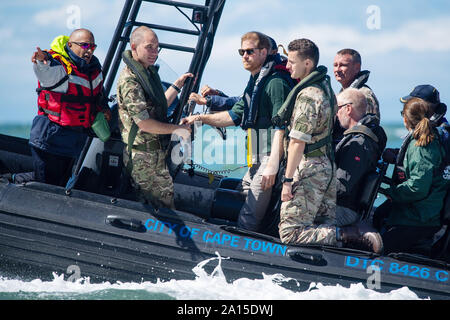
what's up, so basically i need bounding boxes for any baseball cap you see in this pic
[400,84,440,104]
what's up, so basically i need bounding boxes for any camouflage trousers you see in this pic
[279,155,337,246]
[126,149,174,209]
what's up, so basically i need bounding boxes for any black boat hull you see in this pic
[0,179,449,299]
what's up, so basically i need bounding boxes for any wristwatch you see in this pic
[281,176,294,183]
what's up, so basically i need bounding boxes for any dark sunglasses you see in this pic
[71,42,97,50]
[400,110,405,117]
[238,48,260,56]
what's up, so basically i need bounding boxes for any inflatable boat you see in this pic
[0,0,449,299]
[0,133,449,299]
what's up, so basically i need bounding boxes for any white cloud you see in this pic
[198,14,450,100]
[208,15,450,65]
[386,17,450,52]
[32,6,67,27]
[2,1,449,124]
[271,16,450,56]
[31,0,123,29]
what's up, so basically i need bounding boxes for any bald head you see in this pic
[130,26,157,47]
[69,28,95,42]
[67,28,96,63]
[130,26,159,68]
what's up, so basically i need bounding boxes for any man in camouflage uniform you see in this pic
[276,39,338,246]
[275,39,382,253]
[117,26,192,208]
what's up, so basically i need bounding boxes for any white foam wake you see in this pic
[0,252,422,300]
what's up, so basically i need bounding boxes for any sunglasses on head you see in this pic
[238,48,260,56]
[71,42,97,50]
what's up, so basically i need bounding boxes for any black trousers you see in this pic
[374,200,440,254]
[31,147,75,187]
[382,225,440,255]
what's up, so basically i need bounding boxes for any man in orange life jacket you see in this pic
[29,29,111,186]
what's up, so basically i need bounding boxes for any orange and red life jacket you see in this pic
[36,50,103,128]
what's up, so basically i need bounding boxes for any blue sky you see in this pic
[1,0,449,125]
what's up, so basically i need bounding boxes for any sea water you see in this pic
[0,123,421,300]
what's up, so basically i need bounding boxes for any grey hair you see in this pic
[338,88,367,120]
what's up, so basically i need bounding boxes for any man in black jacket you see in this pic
[335,88,387,226]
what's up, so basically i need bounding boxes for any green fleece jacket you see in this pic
[385,136,448,227]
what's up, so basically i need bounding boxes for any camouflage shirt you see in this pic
[359,85,380,119]
[340,85,380,119]
[117,65,160,149]
[288,79,337,157]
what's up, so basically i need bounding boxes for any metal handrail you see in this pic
[102,0,225,103]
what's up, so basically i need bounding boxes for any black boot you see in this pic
[339,222,383,254]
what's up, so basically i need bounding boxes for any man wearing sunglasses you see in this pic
[187,36,285,113]
[28,28,111,187]
[334,88,386,227]
[181,32,293,232]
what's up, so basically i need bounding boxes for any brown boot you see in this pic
[339,222,383,254]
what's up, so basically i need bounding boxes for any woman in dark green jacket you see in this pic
[377,98,447,254]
